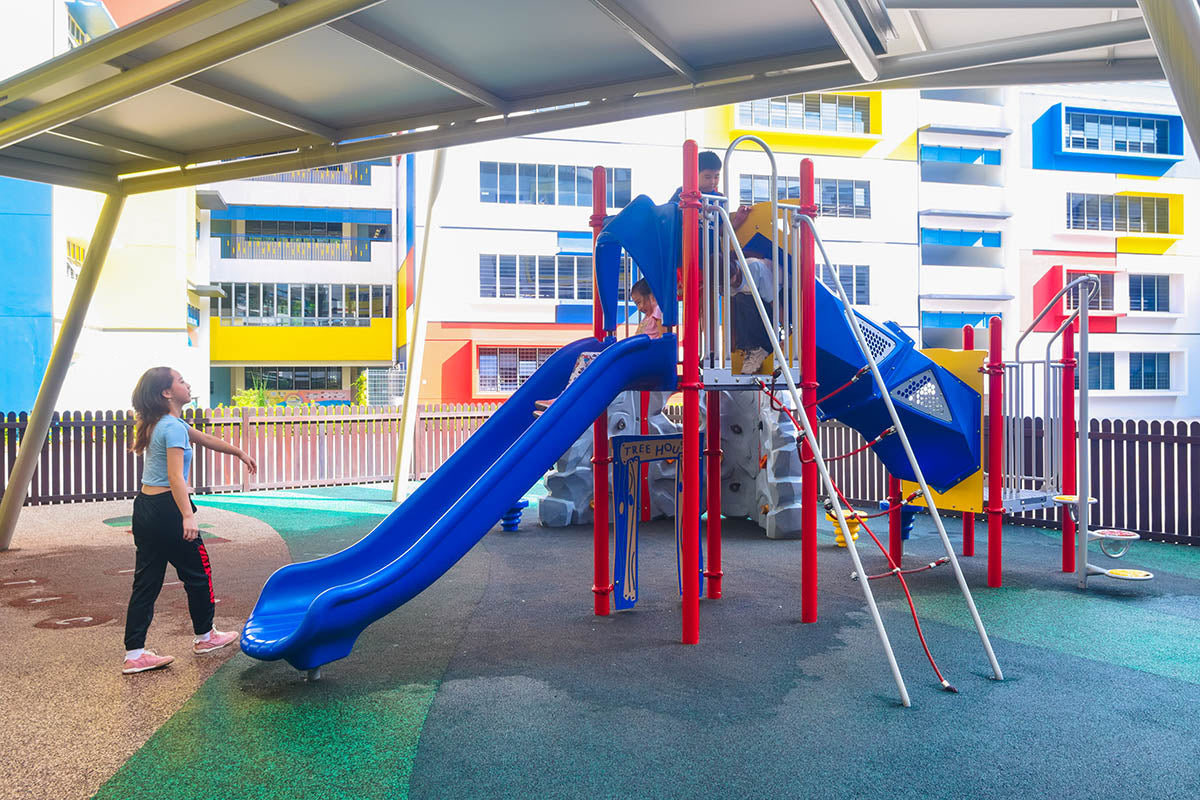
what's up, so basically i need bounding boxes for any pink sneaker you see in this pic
[122,651,174,674]
[193,629,239,655]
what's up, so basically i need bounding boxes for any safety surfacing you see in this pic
[12,484,1199,800]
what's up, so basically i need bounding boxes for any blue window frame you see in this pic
[919,145,1001,165]
[1129,352,1171,390]
[1129,274,1170,312]
[1063,111,1171,155]
[921,228,1001,247]
[480,162,631,209]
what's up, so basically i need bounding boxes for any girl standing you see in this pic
[122,367,257,674]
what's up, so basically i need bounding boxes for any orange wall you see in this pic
[419,321,592,403]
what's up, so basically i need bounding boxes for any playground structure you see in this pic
[236,135,1156,702]
[237,139,1018,706]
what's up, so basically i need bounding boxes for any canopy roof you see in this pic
[0,0,1187,196]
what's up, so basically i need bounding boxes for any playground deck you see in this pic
[1,483,1197,799]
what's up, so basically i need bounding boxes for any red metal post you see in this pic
[887,474,903,565]
[590,166,612,616]
[986,316,1004,588]
[1061,324,1077,573]
[680,141,702,644]
[639,390,650,522]
[705,390,723,598]
[799,159,819,623]
[962,324,976,557]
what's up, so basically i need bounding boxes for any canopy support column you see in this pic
[0,192,125,551]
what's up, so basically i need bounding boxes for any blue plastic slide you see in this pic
[242,333,678,670]
[810,279,981,493]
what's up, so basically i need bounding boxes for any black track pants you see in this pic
[124,492,215,650]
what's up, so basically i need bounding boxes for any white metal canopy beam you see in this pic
[0,0,380,151]
[0,0,257,109]
[117,15,1152,194]
[811,0,882,81]
[1138,0,1200,157]
[0,154,120,193]
[586,0,698,83]
[0,105,188,164]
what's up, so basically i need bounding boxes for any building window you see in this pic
[817,178,870,218]
[480,162,631,208]
[1129,274,1170,312]
[920,228,1002,247]
[479,253,593,300]
[1065,271,1114,312]
[820,264,869,305]
[738,175,870,218]
[737,93,870,134]
[1066,193,1171,233]
[245,367,343,391]
[477,346,558,393]
[1077,352,1115,391]
[214,283,390,326]
[739,174,800,205]
[1129,352,1171,390]
[919,145,1001,165]
[1063,111,1170,155]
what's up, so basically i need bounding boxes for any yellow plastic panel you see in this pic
[901,348,986,514]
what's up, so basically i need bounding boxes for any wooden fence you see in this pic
[2,404,1196,543]
[0,403,499,505]
[665,406,1197,544]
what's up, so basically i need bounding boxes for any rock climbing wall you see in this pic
[539,391,680,527]
[540,388,804,539]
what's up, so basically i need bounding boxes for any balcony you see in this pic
[920,228,1003,269]
[248,163,374,186]
[216,234,377,262]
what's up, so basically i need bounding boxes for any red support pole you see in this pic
[590,166,612,616]
[962,324,976,557]
[679,141,702,644]
[1061,324,1077,573]
[888,474,903,565]
[639,390,650,522]
[986,316,1004,588]
[705,390,723,599]
[799,159,819,623]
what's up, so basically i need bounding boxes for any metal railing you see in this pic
[216,234,376,261]
[248,163,373,185]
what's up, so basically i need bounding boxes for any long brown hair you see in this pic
[130,367,175,454]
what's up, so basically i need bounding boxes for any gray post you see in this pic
[0,192,125,551]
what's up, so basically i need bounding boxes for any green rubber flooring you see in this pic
[94,485,1200,799]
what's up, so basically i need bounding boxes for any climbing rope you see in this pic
[757,382,957,693]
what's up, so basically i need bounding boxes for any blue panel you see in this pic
[921,228,1001,248]
[0,178,52,412]
[557,231,592,255]
[211,205,391,224]
[1032,103,1182,177]
[240,334,679,670]
[922,311,999,329]
[555,303,593,324]
[595,195,680,329]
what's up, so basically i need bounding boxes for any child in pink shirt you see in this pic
[631,279,663,339]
